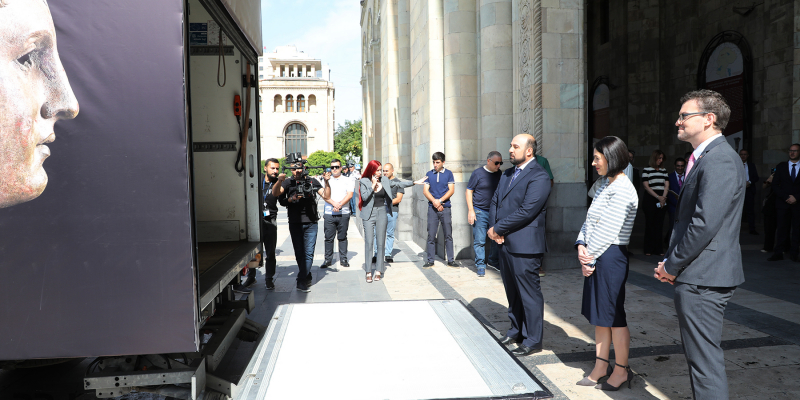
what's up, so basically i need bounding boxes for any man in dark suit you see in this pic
[656,90,745,400]
[664,158,686,244]
[739,149,760,235]
[488,134,551,357]
[768,143,800,261]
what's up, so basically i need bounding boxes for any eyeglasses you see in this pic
[331,166,341,169]
[677,112,709,123]
[493,161,504,166]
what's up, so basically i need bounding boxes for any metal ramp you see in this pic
[234,300,553,400]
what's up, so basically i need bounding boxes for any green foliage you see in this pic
[333,119,363,161]
[304,150,344,176]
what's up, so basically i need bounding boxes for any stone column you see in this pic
[311,65,316,78]
[372,38,383,161]
[443,0,479,259]
[480,0,513,156]
[293,64,298,77]
[302,64,307,78]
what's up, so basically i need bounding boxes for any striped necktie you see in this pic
[508,167,522,188]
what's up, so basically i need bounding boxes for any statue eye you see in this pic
[17,51,34,69]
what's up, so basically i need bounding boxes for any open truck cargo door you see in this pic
[0,0,262,363]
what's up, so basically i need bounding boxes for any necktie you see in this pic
[792,164,797,182]
[508,167,522,188]
[678,174,684,188]
[685,154,696,177]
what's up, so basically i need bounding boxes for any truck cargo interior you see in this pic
[187,0,262,319]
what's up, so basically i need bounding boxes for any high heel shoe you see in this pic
[576,357,614,386]
[595,363,634,391]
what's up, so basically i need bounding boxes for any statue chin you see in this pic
[0,175,48,209]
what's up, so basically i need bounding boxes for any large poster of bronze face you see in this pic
[0,0,197,359]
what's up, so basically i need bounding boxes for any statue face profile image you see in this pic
[0,0,79,208]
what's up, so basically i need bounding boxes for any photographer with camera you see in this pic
[271,154,331,292]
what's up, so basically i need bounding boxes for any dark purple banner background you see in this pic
[0,0,197,359]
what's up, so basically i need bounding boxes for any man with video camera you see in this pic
[271,153,331,292]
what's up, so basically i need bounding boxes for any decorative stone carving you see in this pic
[519,0,543,154]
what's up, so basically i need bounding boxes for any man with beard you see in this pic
[488,134,551,356]
[247,158,282,289]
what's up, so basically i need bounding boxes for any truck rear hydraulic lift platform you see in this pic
[233,300,553,400]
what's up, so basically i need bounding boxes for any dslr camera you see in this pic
[284,152,325,199]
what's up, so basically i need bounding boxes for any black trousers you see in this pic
[252,216,278,282]
[773,204,800,256]
[499,247,544,349]
[323,213,350,264]
[743,187,756,232]
[762,201,787,252]
[643,197,666,255]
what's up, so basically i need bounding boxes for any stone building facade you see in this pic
[259,46,335,160]
[360,0,588,269]
[361,0,800,268]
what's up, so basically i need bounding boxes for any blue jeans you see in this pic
[288,222,318,282]
[472,208,498,268]
[374,210,399,257]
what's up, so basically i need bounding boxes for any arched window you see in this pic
[308,94,317,112]
[273,94,283,112]
[286,95,294,112]
[297,95,306,112]
[285,123,307,155]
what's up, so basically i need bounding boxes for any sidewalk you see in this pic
[214,212,800,400]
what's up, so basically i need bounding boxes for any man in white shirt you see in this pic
[321,159,354,268]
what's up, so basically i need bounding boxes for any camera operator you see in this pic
[272,160,331,292]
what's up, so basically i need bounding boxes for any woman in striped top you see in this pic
[642,150,670,255]
[575,136,638,391]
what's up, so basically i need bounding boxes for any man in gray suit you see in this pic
[655,89,745,400]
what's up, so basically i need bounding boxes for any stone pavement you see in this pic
[218,213,800,400]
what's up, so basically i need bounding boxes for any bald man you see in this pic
[488,134,551,356]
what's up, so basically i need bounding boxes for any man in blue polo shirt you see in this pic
[466,151,503,276]
[423,152,459,268]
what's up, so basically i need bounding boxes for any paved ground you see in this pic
[1,210,798,400]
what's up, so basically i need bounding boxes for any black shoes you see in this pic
[422,262,434,269]
[341,261,350,268]
[296,281,310,293]
[265,279,275,290]
[232,283,252,294]
[576,357,614,386]
[510,345,541,357]
[768,253,784,261]
[447,261,461,268]
[499,336,520,345]
[595,364,634,391]
[385,256,394,263]
[321,261,331,268]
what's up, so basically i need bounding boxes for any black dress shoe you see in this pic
[341,261,350,268]
[385,256,394,263]
[422,262,434,269]
[499,336,519,345]
[320,261,331,268]
[768,253,784,261]
[510,345,542,357]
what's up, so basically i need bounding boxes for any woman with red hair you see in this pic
[358,160,426,282]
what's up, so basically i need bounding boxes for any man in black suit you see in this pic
[768,143,800,261]
[488,134,551,356]
[739,149,760,235]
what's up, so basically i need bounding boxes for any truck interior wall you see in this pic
[189,0,249,242]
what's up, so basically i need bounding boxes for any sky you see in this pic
[261,0,363,127]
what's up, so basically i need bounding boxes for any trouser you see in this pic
[472,208,498,269]
[323,213,350,263]
[665,208,676,245]
[288,222,318,283]
[374,210,398,258]
[349,196,357,216]
[426,207,454,263]
[252,216,278,282]
[762,202,784,252]
[363,206,388,274]
[643,198,666,254]
[773,204,800,256]
[743,187,756,232]
[499,247,544,349]
[674,283,735,400]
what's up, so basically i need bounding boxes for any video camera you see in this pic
[283,152,325,199]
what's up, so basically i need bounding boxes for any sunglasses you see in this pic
[493,161,504,166]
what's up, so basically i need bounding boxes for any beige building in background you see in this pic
[259,45,335,160]
[360,0,587,269]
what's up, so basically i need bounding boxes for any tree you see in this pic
[305,150,344,176]
[333,119,362,162]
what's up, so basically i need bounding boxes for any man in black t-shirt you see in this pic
[466,151,503,277]
[272,162,331,292]
[248,158,281,290]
